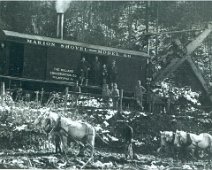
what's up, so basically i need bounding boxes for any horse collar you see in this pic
[187,133,192,146]
[171,133,175,144]
[182,133,192,147]
[167,133,175,145]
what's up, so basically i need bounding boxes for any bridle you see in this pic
[169,133,175,144]
[163,132,175,145]
[178,132,192,147]
[44,118,53,133]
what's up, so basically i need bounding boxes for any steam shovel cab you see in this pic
[0,29,149,97]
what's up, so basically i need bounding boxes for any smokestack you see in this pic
[56,13,64,39]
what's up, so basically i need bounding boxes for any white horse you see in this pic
[34,111,96,158]
[157,131,176,157]
[174,130,212,160]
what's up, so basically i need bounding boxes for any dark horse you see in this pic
[114,120,134,159]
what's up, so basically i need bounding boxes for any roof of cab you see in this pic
[0,29,149,58]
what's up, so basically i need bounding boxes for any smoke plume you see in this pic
[56,0,72,13]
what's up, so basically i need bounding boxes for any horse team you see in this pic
[34,110,212,163]
[158,130,212,161]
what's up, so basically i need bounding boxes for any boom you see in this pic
[153,23,212,84]
[152,23,212,103]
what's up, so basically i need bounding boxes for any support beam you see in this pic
[152,57,187,83]
[153,23,212,84]
[186,24,212,55]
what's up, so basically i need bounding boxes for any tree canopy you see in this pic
[1,1,212,97]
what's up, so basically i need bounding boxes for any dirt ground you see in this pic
[0,148,210,169]
[0,96,211,169]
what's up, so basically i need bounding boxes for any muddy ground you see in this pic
[0,148,210,170]
[0,94,211,169]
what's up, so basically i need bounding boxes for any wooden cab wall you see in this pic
[0,29,149,92]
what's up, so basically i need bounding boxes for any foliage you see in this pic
[1,1,212,92]
[1,3,212,168]
[1,2,212,105]
[0,90,210,153]
[0,87,210,168]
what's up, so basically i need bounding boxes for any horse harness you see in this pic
[180,133,192,147]
[49,117,94,139]
[172,133,175,144]
[44,118,52,133]
[179,132,212,150]
[162,133,175,147]
[191,134,211,149]
[169,133,175,145]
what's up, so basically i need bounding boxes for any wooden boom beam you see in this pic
[153,23,212,84]
[153,23,212,103]
[148,29,201,36]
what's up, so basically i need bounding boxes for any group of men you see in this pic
[101,79,147,111]
[76,56,154,111]
[102,82,120,109]
[77,56,118,86]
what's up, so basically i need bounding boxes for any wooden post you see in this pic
[40,88,44,106]
[1,82,5,105]
[64,87,69,110]
[119,89,123,112]
[127,103,130,111]
[8,80,11,90]
[35,91,39,107]
[1,82,5,96]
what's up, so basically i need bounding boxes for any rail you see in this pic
[0,74,98,89]
[0,74,137,100]
[0,74,141,111]
[0,74,170,112]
